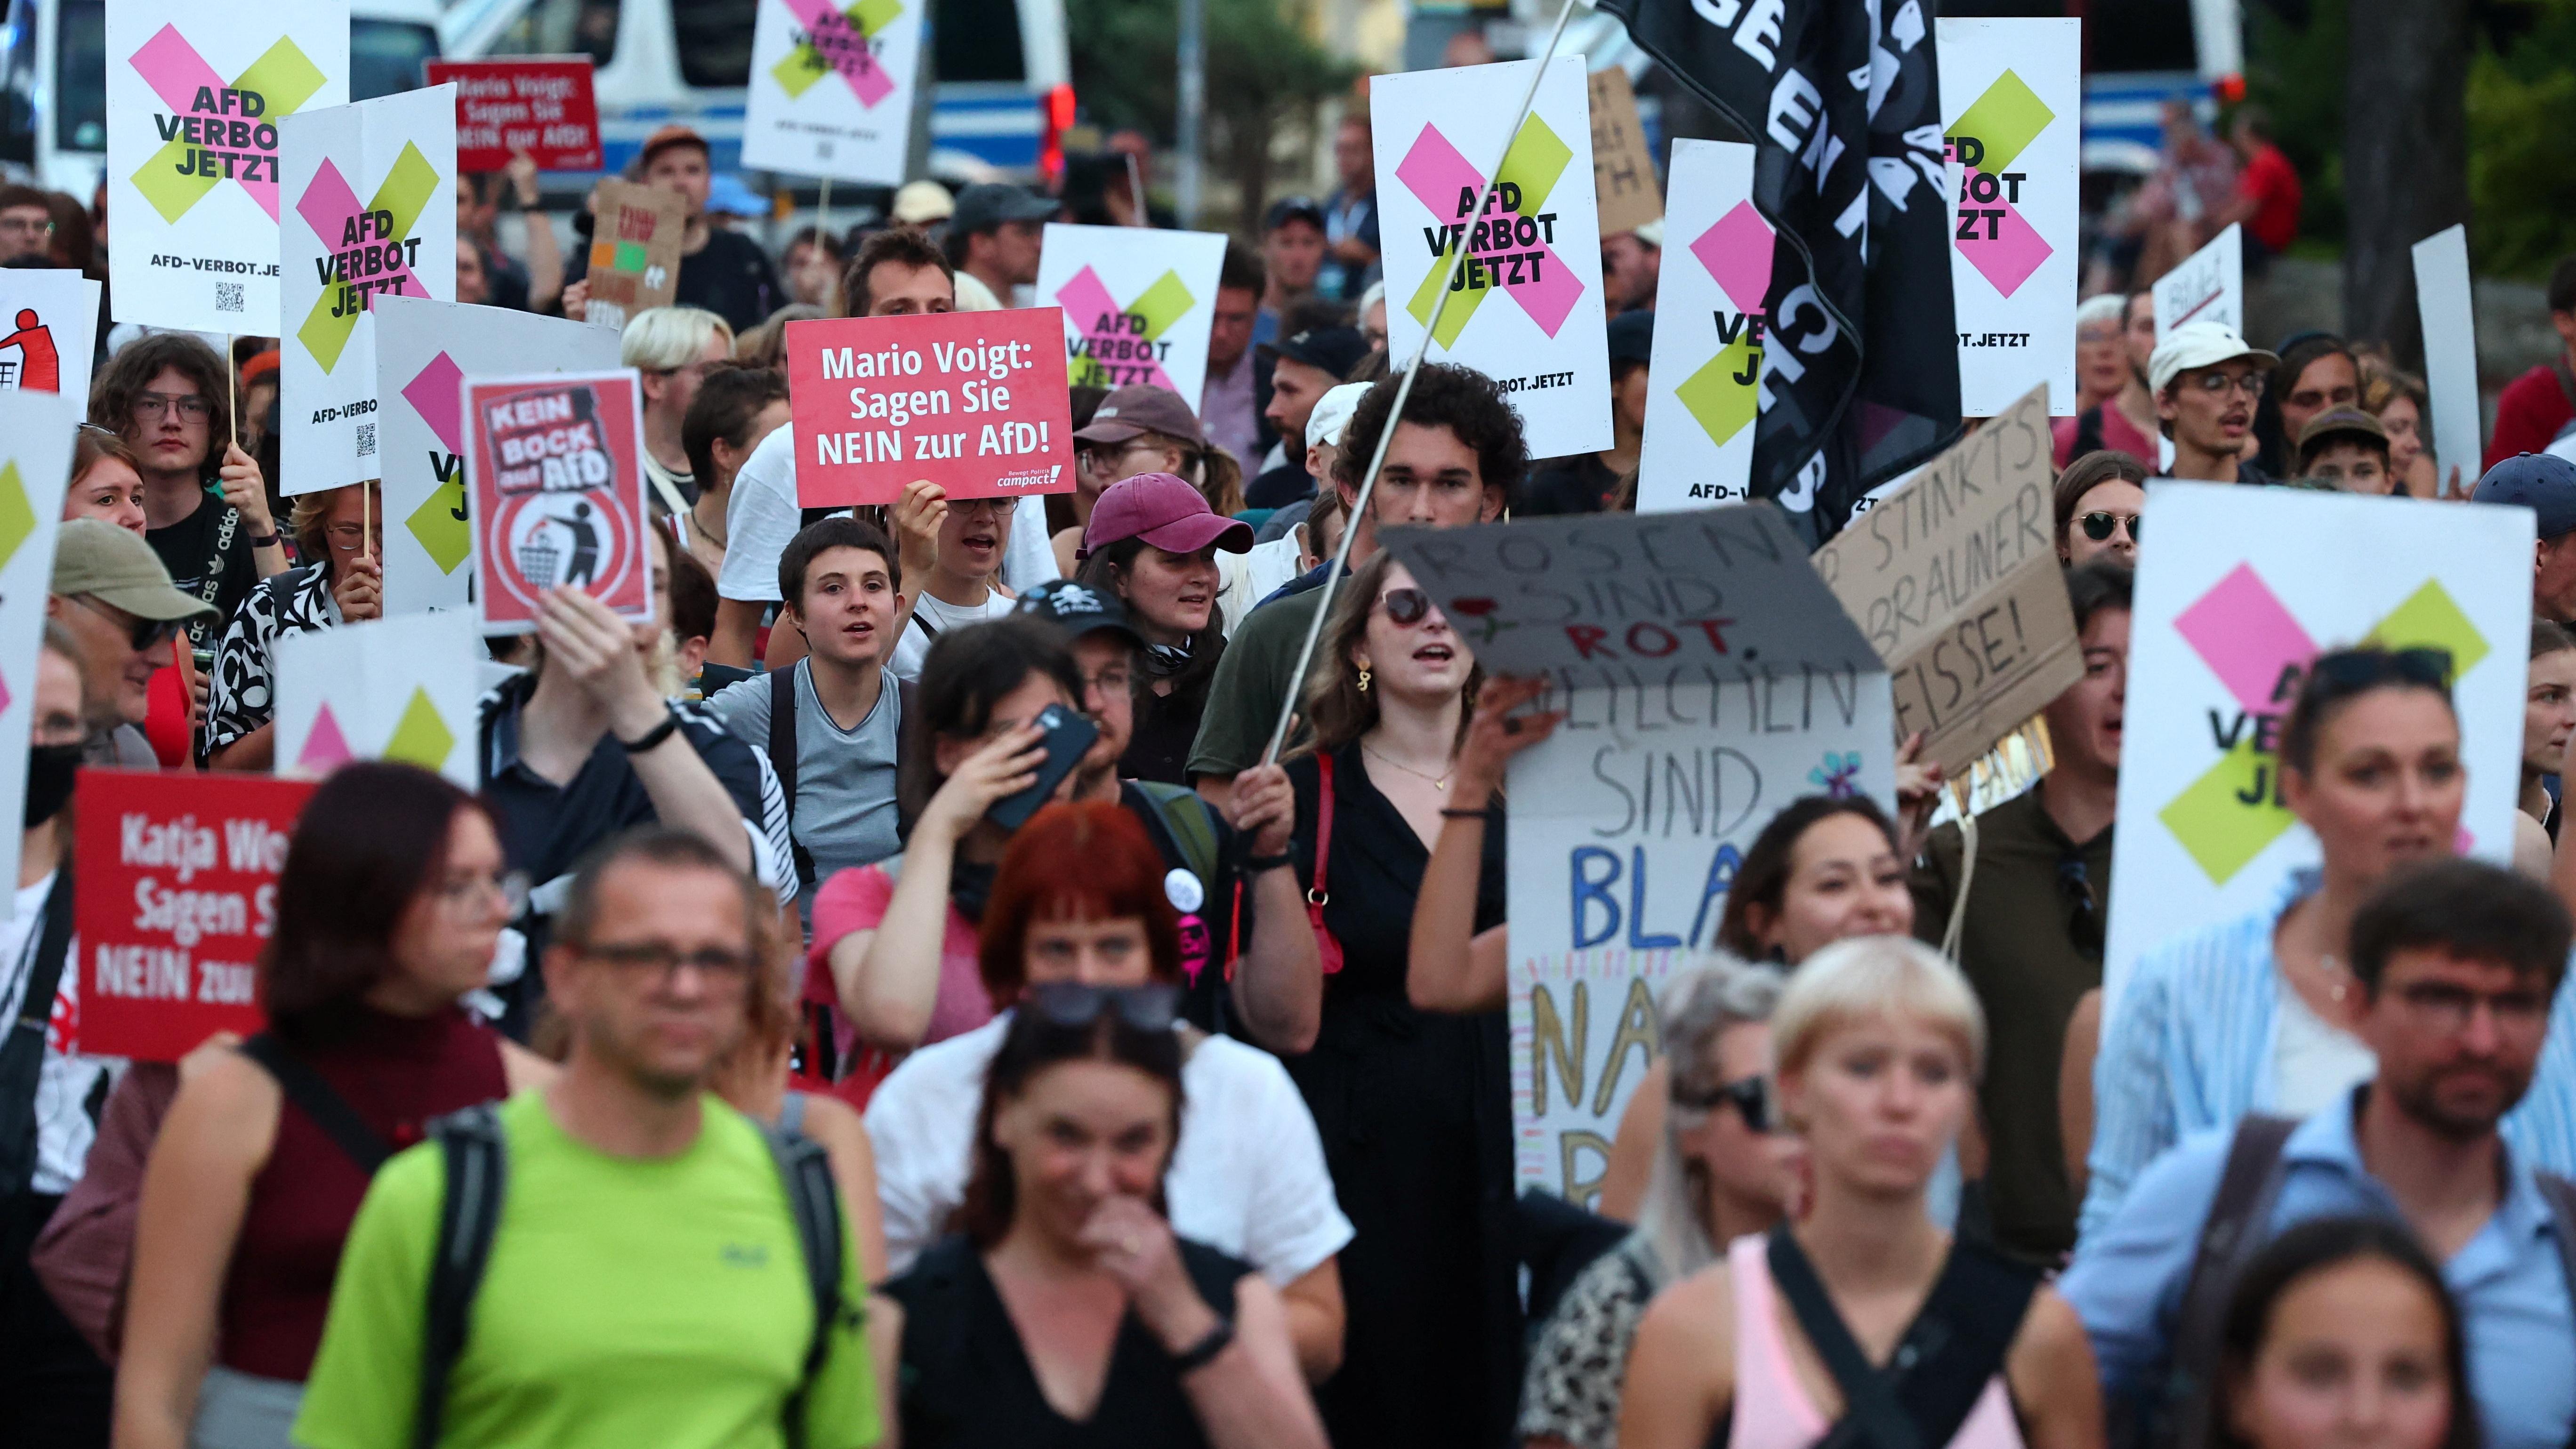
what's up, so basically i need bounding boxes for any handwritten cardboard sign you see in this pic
[2152,222,2244,340]
[427,58,602,173]
[465,368,653,633]
[75,770,317,1060]
[783,307,1074,507]
[1811,386,2080,776]
[583,180,684,330]
[1587,67,1661,237]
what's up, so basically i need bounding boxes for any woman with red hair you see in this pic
[863,800,1353,1383]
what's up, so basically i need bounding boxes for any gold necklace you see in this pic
[1363,741,1453,791]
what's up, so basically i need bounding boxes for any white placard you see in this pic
[0,392,76,915]
[274,610,481,787]
[740,0,925,184]
[2412,225,2480,498]
[1940,18,2081,417]
[0,272,102,408]
[1372,57,1612,460]
[2151,223,2245,341]
[1377,505,1894,1204]
[374,295,622,619]
[281,87,459,496]
[1032,225,1230,413]
[2103,483,2531,1021]
[1635,139,1767,513]
[105,0,349,331]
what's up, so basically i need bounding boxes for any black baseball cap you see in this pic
[2474,452,2576,539]
[1263,195,1326,233]
[951,182,1057,237]
[1261,325,1368,381]
[1608,309,1655,369]
[1014,579,1146,651]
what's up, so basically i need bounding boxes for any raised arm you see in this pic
[1408,677,1559,1014]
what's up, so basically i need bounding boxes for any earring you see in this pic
[1356,667,1371,694]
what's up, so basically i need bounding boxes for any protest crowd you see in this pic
[4,4,2576,1449]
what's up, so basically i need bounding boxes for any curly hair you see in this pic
[1331,363,1527,510]
[91,332,233,460]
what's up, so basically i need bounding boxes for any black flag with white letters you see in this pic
[1598,0,1962,542]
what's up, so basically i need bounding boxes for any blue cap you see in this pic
[1608,309,1655,369]
[2472,453,2576,539]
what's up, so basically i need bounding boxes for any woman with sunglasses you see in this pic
[200,482,382,772]
[863,800,1352,1381]
[872,986,1330,1449]
[117,764,552,1449]
[2054,451,2146,568]
[1619,937,2103,1449]
[1521,960,1797,1449]
[2079,646,2469,1237]
[1076,474,1254,785]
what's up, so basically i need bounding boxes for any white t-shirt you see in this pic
[864,1013,1354,1283]
[717,425,1062,605]
[0,873,120,1194]
[2274,981,2376,1117]
[889,589,1020,681]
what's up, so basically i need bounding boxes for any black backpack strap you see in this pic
[0,872,76,1195]
[765,1119,849,1449]
[767,665,816,890]
[2154,1113,2298,1449]
[238,1033,393,1174]
[894,677,921,845]
[416,1103,508,1449]
[1888,1238,2042,1448]
[1766,1226,1924,1449]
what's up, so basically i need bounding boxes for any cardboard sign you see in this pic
[2102,483,2529,1023]
[426,58,603,173]
[2152,223,2245,340]
[1032,225,1228,411]
[1811,386,2080,776]
[275,611,481,786]
[0,271,102,406]
[376,295,622,618]
[74,770,317,1060]
[1587,67,1662,237]
[465,369,653,634]
[0,393,76,917]
[1379,503,1893,1203]
[741,0,925,184]
[1635,139,1767,514]
[1940,18,2080,417]
[1373,57,1613,460]
[783,307,1074,507]
[105,0,350,331]
[280,87,458,496]
[2412,225,2479,498]
[583,181,685,331]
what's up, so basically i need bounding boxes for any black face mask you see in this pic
[24,744,80,828]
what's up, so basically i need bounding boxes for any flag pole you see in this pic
[1256,0,1583,767]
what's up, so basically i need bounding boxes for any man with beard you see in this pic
[2149,321,2278,484]
[2063,856,2576,1449]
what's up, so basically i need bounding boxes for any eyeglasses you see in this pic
[2391,980,2549,1034]
[1376,587,1434,627]
[328,522,383,553]
[2306,647,2454,699]
[133,391,212,422]
[72,595,181,653]
[1673,1074,1775,1134]
[2079,511,2140,544]
[580,939,756,986]
[1080,439,1163,472]
[950,496,1017,519]
[0,215,54,238]
[438,869,531,917]
[2187,370,2267,398]
[1024,981,1179,1032]
[1082,665,1135,698]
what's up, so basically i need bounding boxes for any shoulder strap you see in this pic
[768,666,816,889]
[265,566,302,621]
[2529,1168,2576,1449]
[1765,1227,1923,1449]
[1133,781,1221,884]
[894,677,921,845]
[765,1119,848,1449]
[416,1103,508,1449]
[238,1034,393,1174]
[0,873,77,1195]
[2157,1113,2299,1449]
[1890,1239,2041,1449]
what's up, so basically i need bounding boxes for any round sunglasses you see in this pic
[1377,587,1436,626]
[2079,511,2140,544]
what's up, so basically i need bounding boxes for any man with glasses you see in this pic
[295,828,879,1449]
[43,519,215,767]
[2064,856,2576,1449]
[0,186,54,265]
[2148,321,2280,484]
[1909,563,2129,1262]
[620,306,735,517]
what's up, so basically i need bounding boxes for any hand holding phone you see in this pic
[985,705,1100,832]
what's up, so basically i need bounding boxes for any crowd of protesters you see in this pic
[5,38,2576,1449]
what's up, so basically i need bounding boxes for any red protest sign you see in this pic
[74,770,316,1062]
[426,58,604,174]
[785,307,1075,507]
[465,369,653,634]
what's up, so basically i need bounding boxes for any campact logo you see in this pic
[994,465,1062,491]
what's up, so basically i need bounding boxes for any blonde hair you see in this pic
[1771,935,1985,1083]
[620,305,735,372]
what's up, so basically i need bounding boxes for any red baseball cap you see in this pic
[1081,473,1254,560]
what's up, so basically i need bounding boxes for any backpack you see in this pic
[410,1103,850,1449]
[1128,780,1223,886]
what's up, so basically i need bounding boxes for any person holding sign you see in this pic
[202,483,383,770]
[1617,938,2105,1449]
[2150,323,2281,486]
[117,765,553,1449]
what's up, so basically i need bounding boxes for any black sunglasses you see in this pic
[2306,647,2454,697]
[2058,853,2103,957]
[1377,587,1433,626]
[1024,981,1179,1033]
[1674,1074,1776,1134]
[2079,511,2139,543]
[74,595,181,653]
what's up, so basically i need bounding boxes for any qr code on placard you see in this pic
[356,423,375,458]
[214,282,244,314]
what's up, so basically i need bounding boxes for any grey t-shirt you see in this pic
[705,660,903,925]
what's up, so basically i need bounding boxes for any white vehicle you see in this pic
[0,0,445,196]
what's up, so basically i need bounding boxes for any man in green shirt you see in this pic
[295,829,879,1449]
[1187,363,1524,812]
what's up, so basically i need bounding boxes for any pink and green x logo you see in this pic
[128,25,326,224]
[1056,265,1192,392]
[1948,69,2055,298]
[771,0,902,107]
[1671,200,1774,448]
[1398,114,1582,347]
[294,147,443,372]
[400,352,474,574]
[2159,564,2488,884]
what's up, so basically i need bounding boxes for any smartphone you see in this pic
[985,704,1100,832]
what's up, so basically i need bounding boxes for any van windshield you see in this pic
[935,0,1026,83]
[56,0,105,153]
[354,20,438,99]
[485,0,620,69]
[672,0,756,88]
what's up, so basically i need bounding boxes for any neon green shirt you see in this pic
[293,1090,880,1449]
